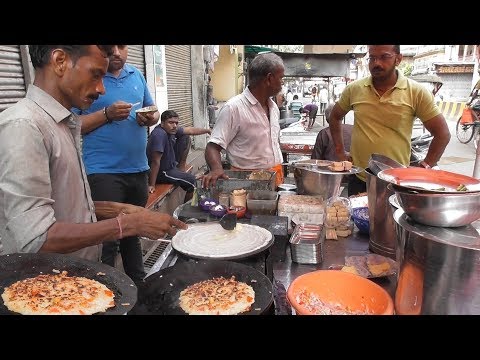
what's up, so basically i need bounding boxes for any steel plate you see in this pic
[377,167,480,193]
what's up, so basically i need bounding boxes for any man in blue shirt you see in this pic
[75,45,159,284]
[147,110,211,203]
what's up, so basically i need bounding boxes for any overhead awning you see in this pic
[275,52,357,78]
[244,45,276,54]
[245,48,366,78]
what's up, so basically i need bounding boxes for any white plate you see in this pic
[171,223,273,260]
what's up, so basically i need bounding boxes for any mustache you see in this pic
[88,94,99,102]
[372,66,383,72]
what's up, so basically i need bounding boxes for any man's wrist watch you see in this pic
[103,106,113,123]
[419,160,431,169]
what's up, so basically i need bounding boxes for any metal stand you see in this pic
[473,139,480,179]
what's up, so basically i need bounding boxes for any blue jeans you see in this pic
[87,172,148,284]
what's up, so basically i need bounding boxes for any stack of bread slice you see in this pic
[328,161,353,172]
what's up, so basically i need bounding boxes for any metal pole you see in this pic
[473,139,480,179]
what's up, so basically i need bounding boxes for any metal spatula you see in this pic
[219,213,237,230]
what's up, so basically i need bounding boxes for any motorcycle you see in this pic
[410,132,433,165]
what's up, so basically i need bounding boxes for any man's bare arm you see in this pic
[328,104,350,161]
[422,114,451,167]
[202,142,228,188]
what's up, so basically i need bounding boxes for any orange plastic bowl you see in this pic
[287,270,394,315]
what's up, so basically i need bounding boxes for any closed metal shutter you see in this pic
[127,45,145,76]
[438,73,472,101]
[0,45,26,113]
[165,45,193,127]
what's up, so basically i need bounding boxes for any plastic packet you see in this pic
[324,196,352,229]
[328,254,397,278]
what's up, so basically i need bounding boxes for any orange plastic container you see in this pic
[287,270,394,315]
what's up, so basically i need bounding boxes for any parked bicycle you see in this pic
[456,103,480,149]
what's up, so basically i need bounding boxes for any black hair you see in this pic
[28,45,114,69]
[161,109,179,122]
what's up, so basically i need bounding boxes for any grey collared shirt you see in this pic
[0,85,101,261]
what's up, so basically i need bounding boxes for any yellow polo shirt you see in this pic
[338,71,440,181]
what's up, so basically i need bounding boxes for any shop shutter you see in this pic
[127,45,146,76]
[438,73,472,101]
[165,45,193,127]
[0,45,26,113]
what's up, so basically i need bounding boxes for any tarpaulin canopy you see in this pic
[274,52,360,78]
[244,47,366,78]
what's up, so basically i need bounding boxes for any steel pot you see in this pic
[394,209,480,314]
[365,168,396,259]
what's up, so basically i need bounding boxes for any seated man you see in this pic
[299,103,318,130]
[312,103,352,161]
[147,110,211,203]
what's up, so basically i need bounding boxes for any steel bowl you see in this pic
[393,185,480,227]
[135,105,158,115]
[292,159,362,199]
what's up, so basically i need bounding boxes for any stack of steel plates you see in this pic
[290,223,323,264]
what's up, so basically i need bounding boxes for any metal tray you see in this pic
[377,167,480,193]
[212,170,276,200]
[289,223,324,264]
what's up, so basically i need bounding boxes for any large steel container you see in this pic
[293,160,361,200]
[394,208,480,315]
[365,168,396,259]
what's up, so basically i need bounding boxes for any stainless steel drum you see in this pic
[394,208,480,315]
[365,168,396,259]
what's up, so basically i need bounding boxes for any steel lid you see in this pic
[393,208,480,250]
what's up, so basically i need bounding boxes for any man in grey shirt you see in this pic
[0,45,185,277]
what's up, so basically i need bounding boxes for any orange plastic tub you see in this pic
[287,270,394,315]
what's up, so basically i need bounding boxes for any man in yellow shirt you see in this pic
[328,45,451,195]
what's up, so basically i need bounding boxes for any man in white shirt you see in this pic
[203,52,285,188]
[319,86,329,114]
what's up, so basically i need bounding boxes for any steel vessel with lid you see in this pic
[394,208,480,314]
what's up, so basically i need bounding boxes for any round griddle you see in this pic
[130,260,273,315]
[0,253,137,315]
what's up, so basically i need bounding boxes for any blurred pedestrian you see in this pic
[299,103,318,130]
